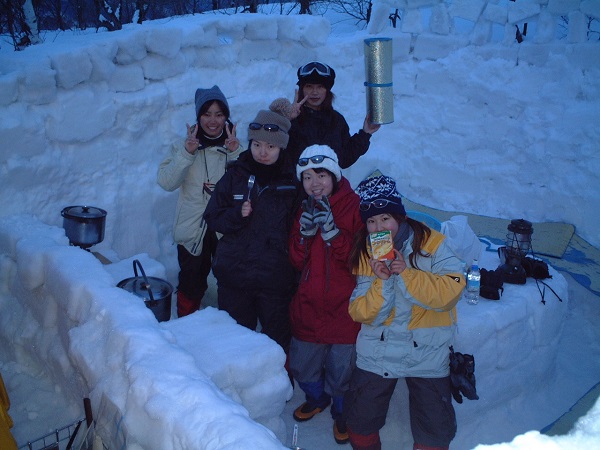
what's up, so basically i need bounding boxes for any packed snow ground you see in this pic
[1,1,600,449]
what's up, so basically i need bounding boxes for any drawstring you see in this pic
[535,278,563,304]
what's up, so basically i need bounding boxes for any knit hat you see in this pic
[195,85,229,118]
[296,145,342,181]
[247,99,292,149]
[355,170,406,223]
[297,61,336,90]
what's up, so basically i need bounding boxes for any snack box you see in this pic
[369,230,395,261]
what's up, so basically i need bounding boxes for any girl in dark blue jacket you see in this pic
[204,103,298,351]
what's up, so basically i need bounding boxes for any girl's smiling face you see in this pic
[366,213,400,238]
[199,101,227,138]
[302,169,333,200]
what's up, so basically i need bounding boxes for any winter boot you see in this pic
[176,290,201,318]
[347,427,381,450]
[334,419,350,444]
[293,392,331,422]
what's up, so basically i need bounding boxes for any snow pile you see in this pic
[0,215,290,449]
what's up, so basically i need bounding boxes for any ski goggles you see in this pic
[249,123,281,132]
[298,61,331,77]
[297,155,336,166]
[359,199,402,211]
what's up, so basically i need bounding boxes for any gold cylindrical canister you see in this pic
[364,37,393,124]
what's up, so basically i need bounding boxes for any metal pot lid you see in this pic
[62,205,107,219]
[117,276,173,302]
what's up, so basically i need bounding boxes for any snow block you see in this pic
[18,64,57,105]
[109,65,145,93]
[87,42,118,83]
[430,4,452,35]
[180,23,219,48]
[547,0,581,16]
[50,51,93,89]
[0,73,18,106]
[450,0,486,22]
[471,18,493,45]
[567,11,589,43]
[115,32,148,65]
[413,33,469,60]
[507,0,541,25]
[483,3,508,24]
[245,16,278,40]
[278,15,330,48]
[145,27,182,58]
[141,53,186,81]
[46,89,117,142]
[237,40,281,66]
[402,9,424,34]
[581,0,600,20]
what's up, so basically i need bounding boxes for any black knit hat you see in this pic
[355,170,406,223]
[297,61,336,90]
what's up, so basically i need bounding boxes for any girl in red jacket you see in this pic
[288,144,363,445]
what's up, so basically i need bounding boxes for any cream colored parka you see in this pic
[157,142,242,255]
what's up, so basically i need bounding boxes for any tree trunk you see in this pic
[22,0,41,43]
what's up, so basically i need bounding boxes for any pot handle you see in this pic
[132,259,155,302]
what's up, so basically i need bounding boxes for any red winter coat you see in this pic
[288,177,363,344]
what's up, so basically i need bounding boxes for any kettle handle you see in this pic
[132,259,155,302]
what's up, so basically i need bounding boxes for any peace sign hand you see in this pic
[185,123,200,154]
[289,89,308,119]
[224,122,240,153]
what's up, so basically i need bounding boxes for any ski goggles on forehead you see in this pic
[249,123,280,132]
[298,61,331,77]
[297,155,336,166]
[359,199,401,211]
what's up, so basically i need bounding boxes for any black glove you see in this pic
[299,196,318,238]
[449,346,479,404]
[313,197,340,242]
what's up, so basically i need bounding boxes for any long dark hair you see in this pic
[349,215,432,271]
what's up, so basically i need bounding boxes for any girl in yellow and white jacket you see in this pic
[343,170,465,450]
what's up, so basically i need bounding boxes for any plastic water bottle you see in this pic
[465,260,481,305]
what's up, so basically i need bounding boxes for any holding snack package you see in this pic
[369,229,395,261]
[344,170,466,450]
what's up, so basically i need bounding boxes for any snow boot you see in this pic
[176,290,201,318]
[334,418,350,444]
[293,392,331,422]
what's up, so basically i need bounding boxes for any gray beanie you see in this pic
[195,85,229,118]
[247,99,291,149]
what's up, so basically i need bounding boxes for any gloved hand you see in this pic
[299,196,318,238]
[313,197,340,242]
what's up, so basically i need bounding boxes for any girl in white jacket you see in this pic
[158,85,242,317]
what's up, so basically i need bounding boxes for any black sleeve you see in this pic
[203,170,250,234]
[337,113,371,169]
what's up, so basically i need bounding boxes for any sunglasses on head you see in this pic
[298,61,331,77]
[298,155,335,167]
[359,199,401,212]
[249,123,280,132]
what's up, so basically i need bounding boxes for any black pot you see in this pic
[61,205,107,249]
[117,260,173,322]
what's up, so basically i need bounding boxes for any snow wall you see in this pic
[0,4,599,290]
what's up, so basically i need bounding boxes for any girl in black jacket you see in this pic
[204,103,298,351]
[285,61,381,171]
